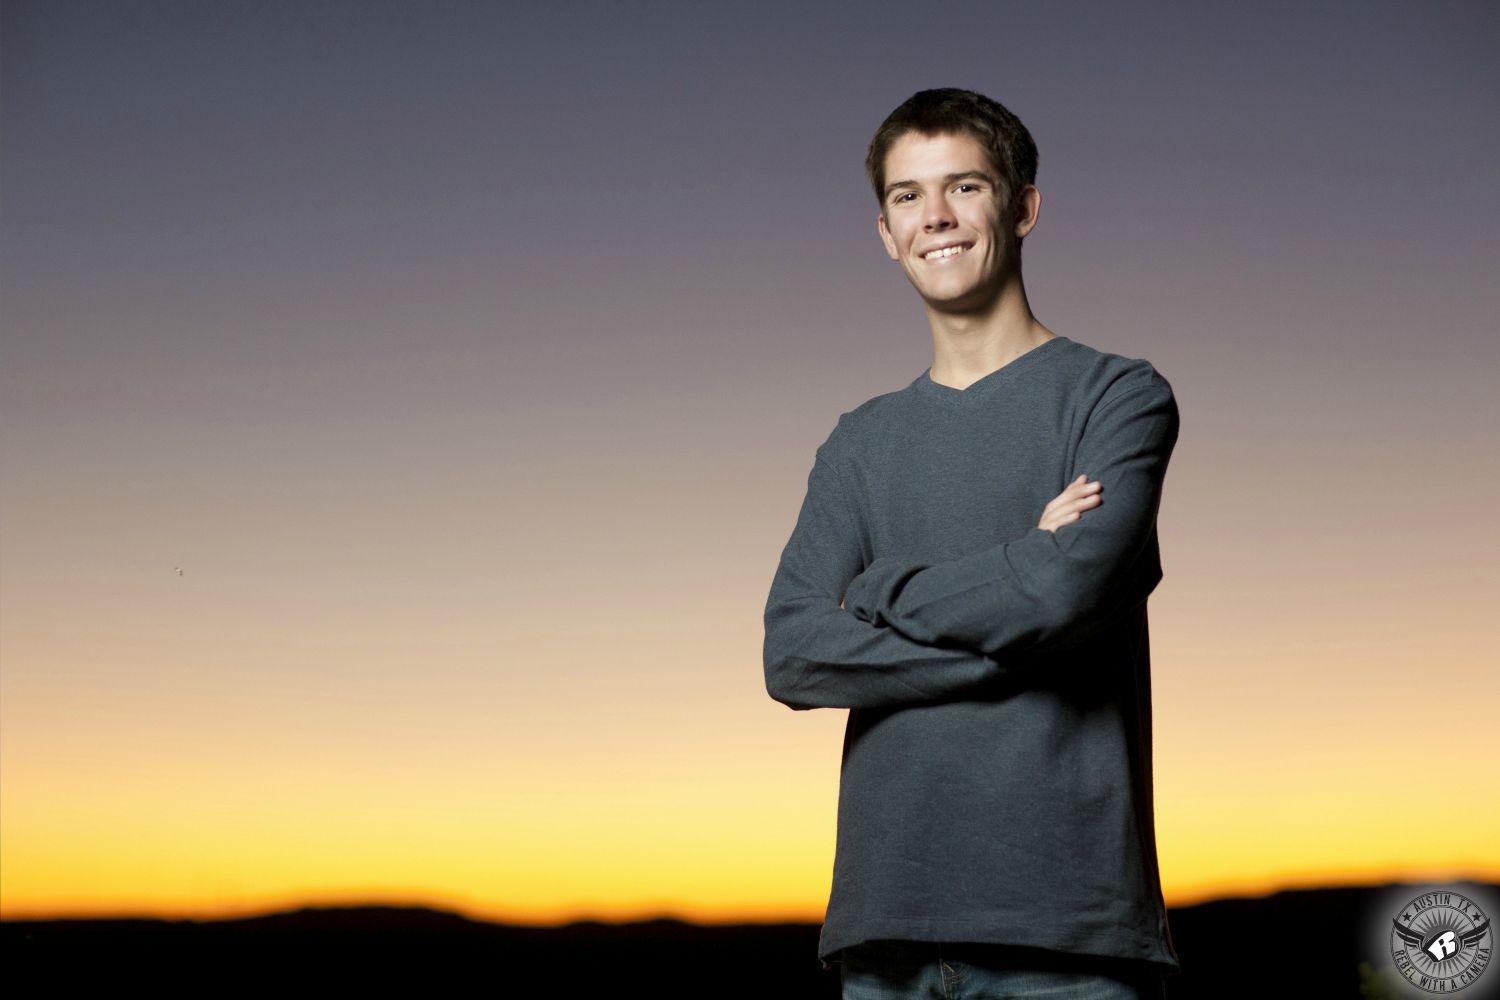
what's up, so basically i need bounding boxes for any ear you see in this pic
[1013,185,1042,240]
[877,212,899,261]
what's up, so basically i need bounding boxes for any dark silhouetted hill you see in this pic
[6,881,1495,997]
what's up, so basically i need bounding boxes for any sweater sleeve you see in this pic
[763,443,1004,711]
[841,375,1179,657]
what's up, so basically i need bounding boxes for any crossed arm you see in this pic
[840,383,1177,659]
[762,378,1178,712]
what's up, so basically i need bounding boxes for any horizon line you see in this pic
[7,871,1498,926]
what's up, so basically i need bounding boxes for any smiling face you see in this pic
[877,130,1026,315]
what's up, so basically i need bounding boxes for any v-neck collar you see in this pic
[911,336,1071,403]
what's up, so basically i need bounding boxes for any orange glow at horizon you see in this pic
[5,598,1499,922]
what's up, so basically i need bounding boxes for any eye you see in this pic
[955,183,980,194]
[894,192,916,204]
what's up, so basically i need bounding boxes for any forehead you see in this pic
[883,130,995,183]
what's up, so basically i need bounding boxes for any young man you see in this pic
[763,89,1182,999]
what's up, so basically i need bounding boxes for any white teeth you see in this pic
[923,245,968,259]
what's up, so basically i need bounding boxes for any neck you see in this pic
[924,276,1055,389]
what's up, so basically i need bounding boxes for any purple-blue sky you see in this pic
[3,1,1497,919]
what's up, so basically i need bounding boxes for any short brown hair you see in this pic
[866,88,1039,211]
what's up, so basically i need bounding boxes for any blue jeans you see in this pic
[839,940,1166,1000]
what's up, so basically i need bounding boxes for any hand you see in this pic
[1037,475,1101,533]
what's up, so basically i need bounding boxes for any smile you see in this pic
[921,243,972,261]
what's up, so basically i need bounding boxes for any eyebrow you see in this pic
[884,170,998,200]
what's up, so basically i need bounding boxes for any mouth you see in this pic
[920,242,974,261]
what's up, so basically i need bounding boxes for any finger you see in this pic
[1048,502,1094,526]
[1047,480,1098,510]
[1042,488,1097,523]
[1059,492,1103,513]
[1045,495,1101,528]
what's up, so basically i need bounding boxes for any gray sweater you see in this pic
[762,335,1182,974]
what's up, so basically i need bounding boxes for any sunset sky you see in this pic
[2,1,1496,923]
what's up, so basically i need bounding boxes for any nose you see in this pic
[923,192,956,231]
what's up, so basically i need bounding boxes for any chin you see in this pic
[920,286,997,315]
